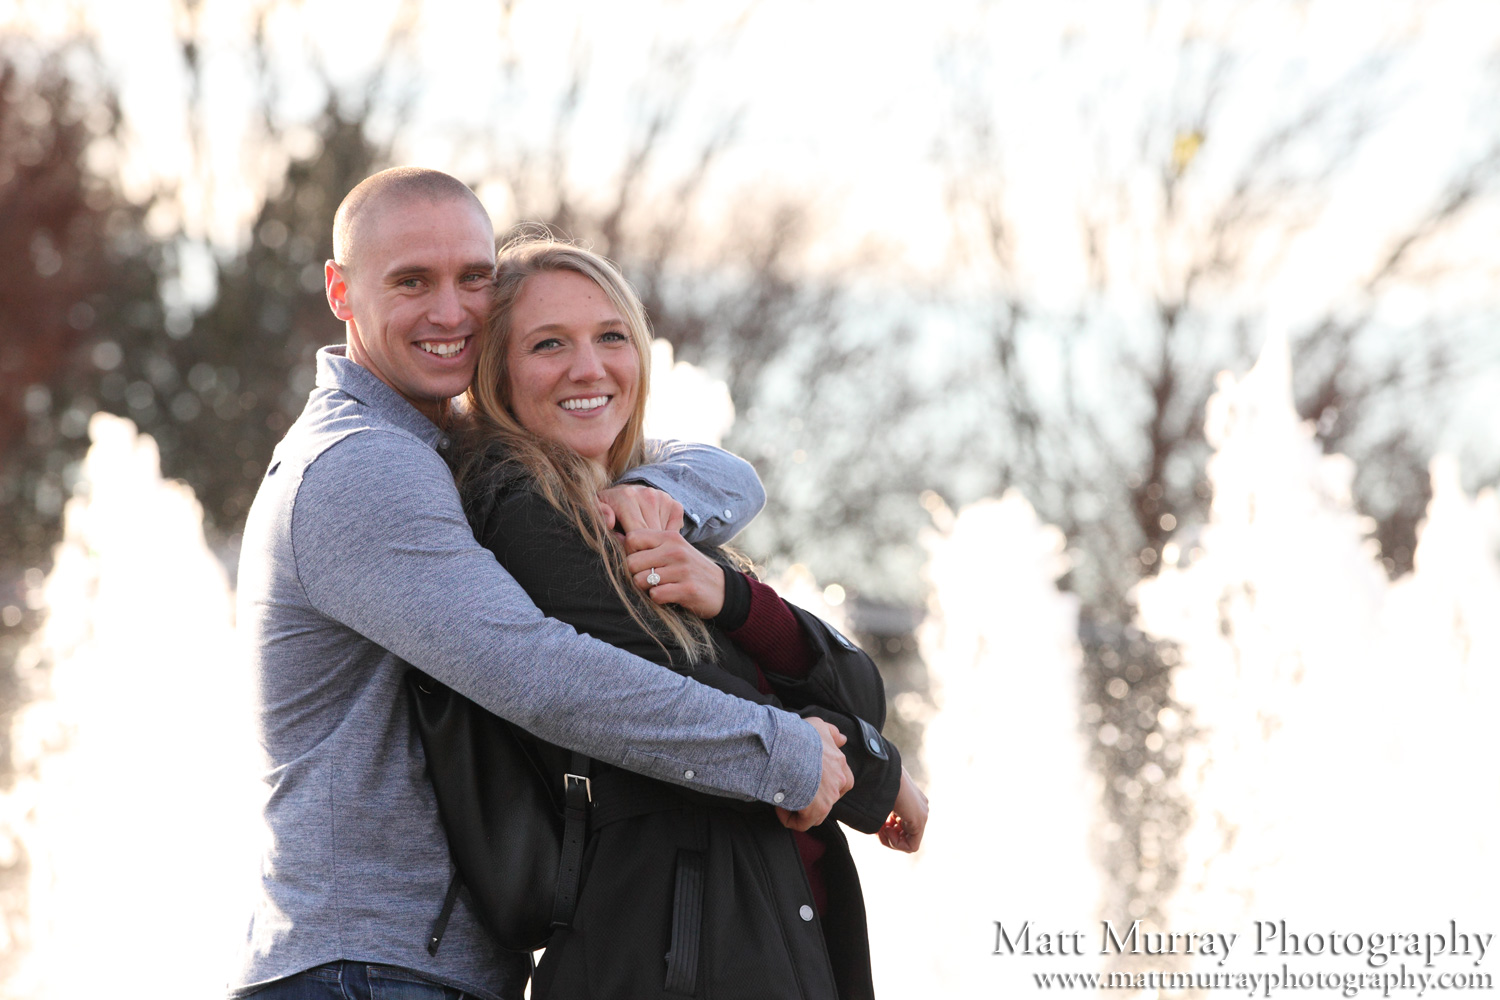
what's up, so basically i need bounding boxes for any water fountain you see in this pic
[1136,333,1500,977]
[853,491,1103,997]
[4,413,262,998]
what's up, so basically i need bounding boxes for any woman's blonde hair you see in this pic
[458,234,713,664]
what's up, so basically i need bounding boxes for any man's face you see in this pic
[326,196,495,422]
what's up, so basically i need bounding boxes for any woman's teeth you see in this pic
[418,338,468,357]
[561,396,609,411]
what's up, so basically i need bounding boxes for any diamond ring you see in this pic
[646,569,661,587]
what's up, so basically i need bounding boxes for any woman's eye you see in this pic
[532,337,563,351]
[600,330,628,343]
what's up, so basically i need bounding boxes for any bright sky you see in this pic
[6,0,1497,281]
[2,0,961,267]
[5,0,1498,459]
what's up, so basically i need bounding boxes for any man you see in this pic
[231,167,853,1000]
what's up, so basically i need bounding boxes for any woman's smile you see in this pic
[559,394,611,412]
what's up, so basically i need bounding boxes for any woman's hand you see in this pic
[623,530,726,618]
[596,484,685,534]
[878,767,928,853]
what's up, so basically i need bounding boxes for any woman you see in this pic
[453,237,928,999]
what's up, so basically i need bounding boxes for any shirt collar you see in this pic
[314,345,452,451]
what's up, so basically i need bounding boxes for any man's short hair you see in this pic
[332,167,490,270]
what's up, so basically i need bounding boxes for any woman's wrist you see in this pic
[723,576,817,679]
[710,565,752,629]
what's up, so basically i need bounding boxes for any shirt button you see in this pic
[799,905,814,921]
[683,769,695,780]
[723,509,734,520]
[772,791,786,804]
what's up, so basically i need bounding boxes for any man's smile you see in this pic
[416,337,470,358]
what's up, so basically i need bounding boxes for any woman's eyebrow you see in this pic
[524,317,625,336]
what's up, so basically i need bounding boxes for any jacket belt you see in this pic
[587,765,695,831]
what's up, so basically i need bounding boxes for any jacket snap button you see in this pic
[868,737,881,753]
[799,905,814,921]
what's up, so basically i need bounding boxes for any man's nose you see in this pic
[427,282,466,328]
[569,343,606,382]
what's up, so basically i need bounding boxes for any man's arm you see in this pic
[292,430,828,810]
[622,439,766,546]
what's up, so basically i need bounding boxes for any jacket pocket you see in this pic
[664,849,706,996]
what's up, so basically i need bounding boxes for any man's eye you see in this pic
[399,277,422,289]
[463,271,493,284]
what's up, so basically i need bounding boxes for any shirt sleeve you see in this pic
[291,429,821,809]
[621,439,766,546]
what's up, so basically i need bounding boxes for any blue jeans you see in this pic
[245,962,483,1000]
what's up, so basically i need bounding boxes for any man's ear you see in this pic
[326,260,353,321]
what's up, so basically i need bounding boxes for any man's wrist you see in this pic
[622,440,764,546]
[615,474,699,533]
[755,710,822,811]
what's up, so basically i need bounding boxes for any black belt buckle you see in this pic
[564,772,592,804]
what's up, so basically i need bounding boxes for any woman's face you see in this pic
[504,269,640,468]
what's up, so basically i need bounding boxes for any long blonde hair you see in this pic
[458,235,714,665]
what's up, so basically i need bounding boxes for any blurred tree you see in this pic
[933,0,1500,933]
[0,28,392,560]
[138,99,385,539]
[0,42,165,569]
[128,0,398,542]
[939,0,1500,608]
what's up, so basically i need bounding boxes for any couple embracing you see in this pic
[230,167,928,1000]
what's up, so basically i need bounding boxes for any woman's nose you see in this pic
[569,344,606,381]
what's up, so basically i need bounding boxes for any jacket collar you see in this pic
[314,345,450,449]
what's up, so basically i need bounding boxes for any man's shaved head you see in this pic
[324,167,496,422]
[332,167,491,272]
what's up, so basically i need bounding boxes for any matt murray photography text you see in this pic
[993,920,1492,968]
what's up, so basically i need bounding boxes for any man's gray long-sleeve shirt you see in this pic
[230,347,822,998]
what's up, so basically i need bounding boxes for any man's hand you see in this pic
[775,718,853,831]
[597,484,685,534]
[878,766,929,853]
[623,529,727,618]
